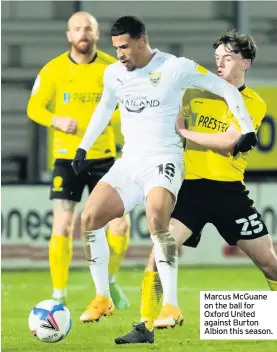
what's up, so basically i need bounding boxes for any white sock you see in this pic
[151,232,178,307]
[84,228,110,298]
[52,288,67,299]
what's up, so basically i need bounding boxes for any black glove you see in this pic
[233,132,257,156]
[72,148,86,175]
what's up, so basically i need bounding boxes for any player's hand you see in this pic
[72,148,86,175]
[52,117,78,134]
[233,132,257,156]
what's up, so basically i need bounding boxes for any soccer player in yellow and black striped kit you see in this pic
[117,30,277,343]
[27,12,130,315]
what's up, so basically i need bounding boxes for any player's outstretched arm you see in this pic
[72,68,118,175]
[178,123,241,153]
[176,58,257,153]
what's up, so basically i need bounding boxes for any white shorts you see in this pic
[100,154,184,214]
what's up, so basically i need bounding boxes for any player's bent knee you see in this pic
[81,208,106,232]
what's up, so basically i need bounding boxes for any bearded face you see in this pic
[67,15,99,55]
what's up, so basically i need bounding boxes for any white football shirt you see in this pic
[79,49,254,156]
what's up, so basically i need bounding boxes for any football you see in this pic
[28,299,72,343]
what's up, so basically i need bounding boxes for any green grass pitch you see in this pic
[2,267,276,352]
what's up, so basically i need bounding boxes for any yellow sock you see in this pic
[49,235,72,296]
[267,278,277,291]
[140,270,163,331]
[107,229,130,276]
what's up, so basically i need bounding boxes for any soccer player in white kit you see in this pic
[71,16,257,342]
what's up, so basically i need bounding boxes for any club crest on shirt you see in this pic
[149,72,161,87]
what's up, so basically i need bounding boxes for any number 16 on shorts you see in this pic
[200,291,277,339]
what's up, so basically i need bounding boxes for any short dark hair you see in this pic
[110,16,146,39]
[213,30,257,62]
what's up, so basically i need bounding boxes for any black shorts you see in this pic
[172,179,268,247]
[50,158,115,202]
